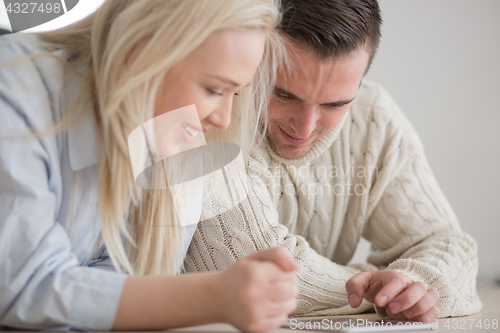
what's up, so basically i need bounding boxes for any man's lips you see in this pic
[279,126,313,145]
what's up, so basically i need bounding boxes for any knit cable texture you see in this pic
[184,80,482,318]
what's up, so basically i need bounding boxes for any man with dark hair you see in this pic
[185,0,481,323]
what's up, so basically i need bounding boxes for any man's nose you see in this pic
[290,104,319,138]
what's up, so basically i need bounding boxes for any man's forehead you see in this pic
[275,44,369,104]
[280,39,369,76]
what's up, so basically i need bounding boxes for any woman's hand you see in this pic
[112,247,297,331]
[345,271,440,323]
[216,247,298,332]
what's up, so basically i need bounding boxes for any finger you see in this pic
[374,274,411,307]
[345,272,373,308]
[245,247,298,272]
[268,280,298,302]
[409,306,440,323]
[385,307,407,321]
[386,281,427,314]
[264,298,297,318]
[403,288,439,319]
[269,270,297,283]
[256,261,296,283]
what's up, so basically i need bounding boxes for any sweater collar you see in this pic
[264,110,349,165]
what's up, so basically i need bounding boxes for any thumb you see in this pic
[245,247,298,272]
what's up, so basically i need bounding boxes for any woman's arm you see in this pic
[113,247,298,332]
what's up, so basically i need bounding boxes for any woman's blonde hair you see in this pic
[36,0,282,275]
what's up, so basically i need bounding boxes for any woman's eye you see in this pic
[207,88,239,97]
[207,88,223,96]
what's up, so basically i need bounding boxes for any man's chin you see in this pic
[268,140,311,160]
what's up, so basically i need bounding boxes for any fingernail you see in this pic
[348,293,358,304]
[379,295,388,305]
[405,309,413,317]
[288,259,297,270]
[391,301,401,312]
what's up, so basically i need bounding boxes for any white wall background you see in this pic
[0,0,11,30]
[350,0,500,283]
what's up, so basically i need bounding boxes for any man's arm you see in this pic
[345,82,482,320]
[184,156,378,316]
[356,141,481,319]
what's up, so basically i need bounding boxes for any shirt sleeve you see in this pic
[86,242,117,272]
[0,53,128,331]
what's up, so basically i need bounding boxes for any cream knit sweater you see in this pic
[184,80,482,318]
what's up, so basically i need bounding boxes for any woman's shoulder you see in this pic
[0,34,69,133]
[0,33,68,89]
[0,33,45,60]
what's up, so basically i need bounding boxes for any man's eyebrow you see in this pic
[207,74,241,87]
[323,96,356,107]
[274,86,355,107]
[274,86,304,102]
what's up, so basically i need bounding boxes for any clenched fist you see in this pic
[217,247,299,332]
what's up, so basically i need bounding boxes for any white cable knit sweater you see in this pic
[184,80,482,318]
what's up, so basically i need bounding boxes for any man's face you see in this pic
[266,41,370,159]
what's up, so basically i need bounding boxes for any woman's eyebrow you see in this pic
[207,74,241,87]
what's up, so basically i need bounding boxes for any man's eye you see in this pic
[275,91,291,100]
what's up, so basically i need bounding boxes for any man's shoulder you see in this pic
[348,80,424,156]
[351,80,401,122]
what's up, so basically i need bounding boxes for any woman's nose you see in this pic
[208,98,233,130]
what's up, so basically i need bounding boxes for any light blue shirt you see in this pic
[0,34,198,331]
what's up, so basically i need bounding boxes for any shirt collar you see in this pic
[64,64,102,171]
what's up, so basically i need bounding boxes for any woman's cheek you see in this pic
[195,98,218,122]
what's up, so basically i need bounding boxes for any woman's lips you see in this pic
[279,126,313,145]
[181,123,202,142]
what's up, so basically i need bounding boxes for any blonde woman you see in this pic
[0,0,298,331]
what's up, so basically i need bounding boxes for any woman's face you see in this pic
[150,28,266,157]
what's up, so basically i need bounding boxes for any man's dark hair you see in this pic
[278,0,382,67]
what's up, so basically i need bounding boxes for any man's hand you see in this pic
[345,271,439,322]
